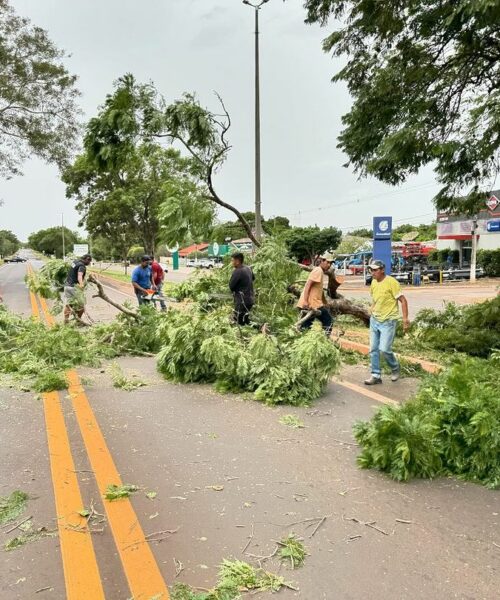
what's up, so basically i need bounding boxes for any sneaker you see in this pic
[364,376,382,386]
[391,370,400,382]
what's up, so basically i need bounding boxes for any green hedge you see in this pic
[477,249,500,277]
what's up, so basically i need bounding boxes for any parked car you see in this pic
[198,259,215,269]
[4,256,27,263]
[186,258,197,267]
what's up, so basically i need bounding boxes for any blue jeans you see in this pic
[370,317,399,378]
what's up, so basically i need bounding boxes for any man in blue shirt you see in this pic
[131,255,153,305]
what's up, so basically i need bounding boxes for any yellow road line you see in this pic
[30,265,170,599]
[66,370,170,600]
[43,391,106,599]
[333,377,399,406]
[27,264,105,599]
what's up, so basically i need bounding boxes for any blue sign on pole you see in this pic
[373,217,393,275]
[486,220,500,232]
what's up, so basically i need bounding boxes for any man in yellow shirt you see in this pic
[297,253,334,335]
[365,260,410,385]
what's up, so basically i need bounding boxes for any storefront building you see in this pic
[437,191,500,265]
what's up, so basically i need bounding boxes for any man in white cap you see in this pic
[297,252,335,335]
[365,259,410,385]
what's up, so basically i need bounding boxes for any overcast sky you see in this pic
[2,0,439,241]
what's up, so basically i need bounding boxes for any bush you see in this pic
[354,354,500,489]
[411,297,500,357]
[477,249,500,277]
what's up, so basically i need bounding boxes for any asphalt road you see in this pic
[0,259,498,599]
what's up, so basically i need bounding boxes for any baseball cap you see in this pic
[368,260,385,270]
[141,255,151,262]
[320,252,335,262]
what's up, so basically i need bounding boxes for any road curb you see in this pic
[338,337,443,374]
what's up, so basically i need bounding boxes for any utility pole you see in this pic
[243,0,269,243]
[61,213,66,260]
[470,214,478,283]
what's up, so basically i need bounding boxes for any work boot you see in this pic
[364,376,382,386]
[391,370,400,382]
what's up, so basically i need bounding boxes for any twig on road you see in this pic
[4,515,32,534]
[242,523,254,554]
[308,515,328,538]
[174,557,184,577]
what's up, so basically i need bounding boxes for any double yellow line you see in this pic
[27,264,170,600]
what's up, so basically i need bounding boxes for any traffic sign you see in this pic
[73,244,89,255]
[486,195,499,211]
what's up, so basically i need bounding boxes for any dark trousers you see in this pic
[234,299,253,326]
[300,306,333,335]
[135,291,147,306]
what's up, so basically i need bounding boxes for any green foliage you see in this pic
[110,363,146,391]
[278,534,307,569]
[279,415,304,429]
[157,308,340,406]
[32,371,67,393]
[412,298,500,358]
[305,0,500,213]
[104,483,139,501]
[170,559,291,600]
[284,226,342,262]
[28,228,81,259]
[0,230,20,258]
[0,490,28,525]
[26,259,69,299]
[477,249,500,277]
[0,0,80,177]
[354,355,500,489]
[158,240,340,405]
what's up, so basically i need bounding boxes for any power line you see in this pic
[341,212,436,232]
[286,181,437,218]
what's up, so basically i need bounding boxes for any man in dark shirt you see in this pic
[64,254,92,323]
[229,252,254,325]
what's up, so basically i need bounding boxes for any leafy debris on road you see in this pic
[279,415,304,429]
[4,526,57,551]
[110,363,147,391]
[0,490,28,525]
[104,484,139,501]
[171,558,296,600]
[145,491,158,500]
[32,371,67,393]
[278,534,307,569]
[354,354,500,489]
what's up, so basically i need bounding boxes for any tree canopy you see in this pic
[0,229,20,257]
[28,226,81,258]
[284,226,342,262]
[305,0,500,214]
[0,0,80,177]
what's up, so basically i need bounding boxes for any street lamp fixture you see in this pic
[242,0,271,242]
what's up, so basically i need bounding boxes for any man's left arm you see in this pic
[398,295,410,332]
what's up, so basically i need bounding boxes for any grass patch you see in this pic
[278,533,307,569]
[279,414,304,429]
[104,483,139,501]
[0,490,29,525]
[110,363,147,391]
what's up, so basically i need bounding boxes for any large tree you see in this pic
[64,140,212,255]
[28,226,81,258]
[285,226,342,262]
[0,229,20,257]
[304,0,500,213]
[0,0,80,177]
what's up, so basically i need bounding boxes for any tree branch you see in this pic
[87,274,139,320]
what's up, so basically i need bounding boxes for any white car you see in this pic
[198,259,215,269]
[186,259,197,267]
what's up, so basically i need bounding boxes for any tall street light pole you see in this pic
[61,213,66,260]
[243,0,269,243]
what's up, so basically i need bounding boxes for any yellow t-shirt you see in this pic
[370,275,401,321]
[297,266,324,309]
